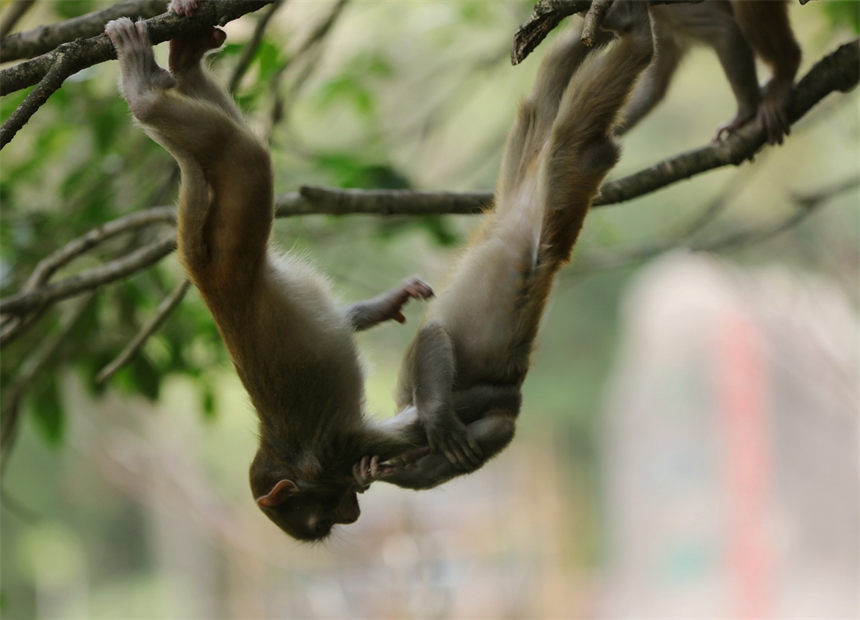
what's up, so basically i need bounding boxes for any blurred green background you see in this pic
[1,1,857,618]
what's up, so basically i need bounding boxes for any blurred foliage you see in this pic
[822,1,860,33]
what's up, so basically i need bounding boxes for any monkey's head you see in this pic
[250,453,361,542]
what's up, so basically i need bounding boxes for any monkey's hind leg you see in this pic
[539,6,654,268]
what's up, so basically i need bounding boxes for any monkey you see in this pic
[106,1,437,542]
[354,4,656,490]
[613,0,801,145]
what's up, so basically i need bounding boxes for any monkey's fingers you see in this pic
[441,434,483,471]
[403,278,434,300]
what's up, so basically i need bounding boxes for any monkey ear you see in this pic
[256,479,299,508]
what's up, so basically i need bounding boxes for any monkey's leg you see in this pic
[107,18,272,286]
[732,1,800,145]
[538,6,654,270]
[497,24,609,202]
[411,323,483,470]
[345,277,433,332]
[665,3,760,142]
[166,0,244,123]
[614,18,683,136]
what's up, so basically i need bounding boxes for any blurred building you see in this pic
[599,252,858,619]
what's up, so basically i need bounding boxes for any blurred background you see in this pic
[0,1,857,618]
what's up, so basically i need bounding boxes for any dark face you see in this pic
[261,485,361,542]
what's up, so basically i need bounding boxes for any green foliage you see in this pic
[29,375,64,446]
[821,2,860,33]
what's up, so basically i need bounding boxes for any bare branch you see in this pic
[0,0,272,149]
[0,0,165,62]
[0,235,176,315]
[577,173,860,273]
[580,0,611,47]
[227,0,286,94]
[24,207,176,292]
[97,279,192,386]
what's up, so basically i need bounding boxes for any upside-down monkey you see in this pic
[355,5,655,490]
[106,1,437,542]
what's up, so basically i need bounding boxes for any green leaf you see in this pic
[200,383,217,421]
[29,376,64,446]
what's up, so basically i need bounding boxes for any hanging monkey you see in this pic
[106,2,437,542]
[354,4,655,490]
[614,0,801,145]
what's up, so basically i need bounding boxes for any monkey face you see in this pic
[258,483,361,542]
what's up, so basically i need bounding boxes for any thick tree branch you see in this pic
[0,0,272,149]
[0,0,166,62]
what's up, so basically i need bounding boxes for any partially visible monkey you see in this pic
[106,2,436,542]
[614,0,801,145]
[355,5,655,490]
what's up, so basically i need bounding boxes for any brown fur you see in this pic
[107,17,426,542]
[377,10,655,490]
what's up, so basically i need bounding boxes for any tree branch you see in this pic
[511,0,703,65]
[0,234,176,315]
[0,0,272,149]
[96,278,192,385]
[0,0,166,62]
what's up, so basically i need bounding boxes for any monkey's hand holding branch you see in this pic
[346,277,433,332]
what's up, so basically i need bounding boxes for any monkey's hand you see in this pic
[353,455,400,490]
[347,277,434,331]
[423,411,483,471]
[353,448,431,490]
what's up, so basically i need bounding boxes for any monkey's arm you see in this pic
[345,277,433,332]
[409,323,483,470]
[357,410,517,490]
[357,384,521,489]
[614,19,683,136]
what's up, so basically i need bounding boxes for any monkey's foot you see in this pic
[106,18,176,105]
[713,109,755,144]
[353,455,398,490]
[758,80,792,146]
[168,0,199,17]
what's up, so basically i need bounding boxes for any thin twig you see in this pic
[0,234,177,315]
[96,279,192,385]
[228,0,285,94]
[267,0,348,137]
[580,0,611,47]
